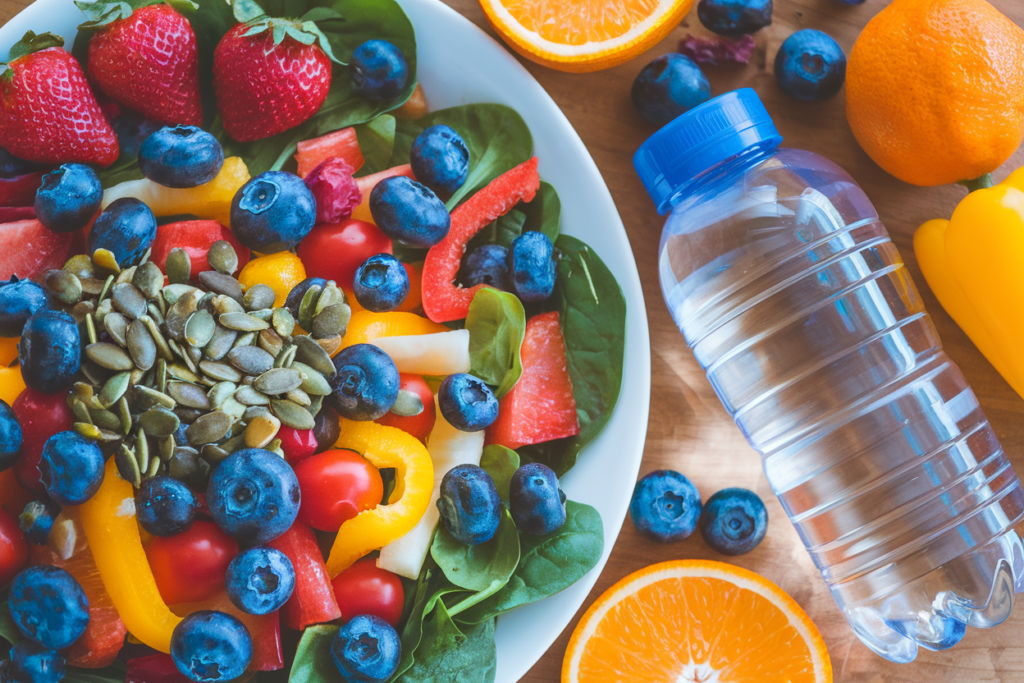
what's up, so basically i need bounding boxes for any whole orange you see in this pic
[846,0,1024,187]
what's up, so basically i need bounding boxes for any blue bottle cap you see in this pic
[633,88,783,215]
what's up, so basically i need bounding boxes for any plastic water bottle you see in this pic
[634,89,1024,662]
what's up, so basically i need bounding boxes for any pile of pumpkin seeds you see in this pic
[46,242,345,489]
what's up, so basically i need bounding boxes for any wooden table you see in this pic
[2,0,1023,680]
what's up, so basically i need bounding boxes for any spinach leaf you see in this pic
[522,181,561,243]
[390,562,467,682]
[398,601,496,683]
[480,445,519,502]
[390,104,533,210]
[354,114,397,176]
[289,624,340,683]
[431,510,519,616]
[519,235,626,476]
[0,601,20,647]
[467,209,526,252]
[457,501,603,625]
[465,289,525,398]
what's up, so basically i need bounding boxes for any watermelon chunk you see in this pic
[268,521,341,630]
[487,311,580,450]
[0,220,85,281]
[350,164,416,223]
[296,128,364,178]
[149,220,250,280]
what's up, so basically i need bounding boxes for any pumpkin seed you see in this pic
[208,240,238,275]
[94,297,113,324]
[228,346,274,376]
[311,303,350,339]
[64,254,96,280]
[87,342,133,371]
[220,396,247,420]
[170,339,199,374]
[146,301,165,326]
[288,361,331,396]
[271,399,315,430]
[166,381,211,410]
[243,284,275,311]
[155,358,167,393]
[219,312,269,332]
[116,266,137,285]
[132,261,164,299]
[248,308,274,321]
[75,422,101,440]
[174,407,203,424]
[274,344,297,369]
[138,408,180,438]
[79,361,108,386]
[97,274,116,304]
[127,319,157,371]
[212,294,246,316]
[244,414,281,449]
[243,406,271,422]
[146,455,162,479]
[140,316,174,362]
[184,310,216,348]
[132,368,149,386]
[131,385,175,411]
[201,443,231,464]
[169,446,201,483]
[316,285,345,314]
[93,248,121,274]
[115,397,132,435]
[254,367,302,395]
[204,325,238,360]
[199,360,242,383]
[90,408,121,432]
[293,335,336,377]
[116,444,142,488]
[45,269,82,305]
[98,371,131,408]
[389,389,424,417]
[187,411,232,446]
[71,300,96,324]
[315,334,342,357]
[162,284,197,305]
[85,313,98,345]
[135,427,150,473]
[232,331,257,350]
[72,382,97,406]
[72,399,92,424]
[166,289,202,340]
[234,385,269,406]
[199,271,244,303]
[271,307,295,337]
[220,433,246,454]
[306,395,323,419]
[103,312,129,346]
[167,248,191,285]
[258,329,284,358]
[186,343,203,367]
[285,388,311,407]
[207,382,237,410]
[80,277,105,297]
[265,439,285,458]
[167,363,202,384]
[297,285,322,330]
[158,435,175,460]
[111,283,147,319]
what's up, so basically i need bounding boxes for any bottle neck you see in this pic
[662,142,780,214]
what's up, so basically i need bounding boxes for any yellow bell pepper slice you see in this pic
[78,459,182,653]
[325,419,433,577]
[0,338,24,406]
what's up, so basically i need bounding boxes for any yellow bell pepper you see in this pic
[914,167,1024,399]
[78,459,182,653]
[325,418,433,577]
[0,337,24,407]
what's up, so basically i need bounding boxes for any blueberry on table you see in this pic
[699,487,768,555]
[8,640,65,683]
[632,54,712,127]
[629,470,702,543]
[0,400,22,471]
[509,463,566,535]
[18,310,80,395]
[19,500,57,546]
[39,432,104,507]
[136,476,198,537]
[410,125,470,198]
[353,254,409,313]
[207,448,301,545]
[34,164,102,234]
[774,29,847,102]
[138,125,224,189]
[698,0,773,36]
[350,40,409,102]
[87,197,158,268]
[225,546,295,615]
[230,171,316,254]
[369,176,451,249]
[330,614,401,683]
[507,231,556,303]
[437,374,498,432]
[437,464,501,545]
[0,278,50,338]
[9,565,90,649]
[329,344,400,421]
[170,610,253,683]
[460,245,509,289]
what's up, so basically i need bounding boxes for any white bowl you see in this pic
[0,1,652,679]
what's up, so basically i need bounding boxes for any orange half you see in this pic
[480,0,695,72]
[563,560,831,683]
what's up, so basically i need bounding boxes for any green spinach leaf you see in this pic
[457,501,603,625]
[398,601,496,683]
[480,445,519,502]
[288,624,340,683]
[522,181,561,243]
[390,561,467,682]
[431,510,519,616]
[0,601,20,648]
[354,114,396,175]
[465,288,525,398]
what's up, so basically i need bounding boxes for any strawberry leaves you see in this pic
[6,30,64,62]
[75,0,198,30]
[231,0,344,64]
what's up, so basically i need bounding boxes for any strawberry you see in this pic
[0,32,118,167]
[80,1,203,126]
[213,0,341,143]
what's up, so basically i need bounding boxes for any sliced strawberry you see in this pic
[0,219,84,281]
[149,220,250,280]
[0,172,45,207]
[171,591,283,672]
[487,311,580,450]
[268,521,341,630]
[296,128,364,178]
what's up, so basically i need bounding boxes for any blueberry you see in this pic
[138,125,224,189]
[509,463,566,535]
[699,487,768,555]
[369,176,450,249]
[110,109,162,160]
[330,614,401,683]
[39,432,104,507]
[353,254,409,313]
[225,547,295,615]
[629,470,701,543]
[631,54,712,126]
[507,232,556,303]
[437,465,501,545]
[0,146,45,179]
[19,501,57,546]
[8,641,65,683]
[87,197,157,268]
[410,125,469,198]
[697,0,773,36]
[136,476,198,537]
[437,374,498,432]
[18,311,80,395]
[9,566,89,649]
[460,245,508,289]
[33,164,102,234]
[774,29,847,102]
[329,344,400,421]
[231,171,316,254]
[0,278,50,338]
[207,448,301,545]
[173,422,189,448]
[312,405,341,455]
[0,400,22,471]
[170,610,253,683]
[350,40,409,102]
[283,277,330,321]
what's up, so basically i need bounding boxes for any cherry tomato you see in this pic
[0,508,27,588]
[11,387,73,494]
[297,219,392,290]
[293,449,383,532]
[145,520,239,606]
[278,426,318,464]
[331,557,404,627]
[375,374,435,443]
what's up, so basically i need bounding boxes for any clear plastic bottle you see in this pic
[635,89,1024,662]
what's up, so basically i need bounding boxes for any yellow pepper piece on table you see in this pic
[914,167,1024,399]
[78,459,182,653]
[325,418,433,577]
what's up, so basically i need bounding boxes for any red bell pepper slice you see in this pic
[0,173,44,207]
[422,158,540,322]
[268,521,341,630]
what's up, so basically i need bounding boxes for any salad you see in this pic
[0,0,627,681]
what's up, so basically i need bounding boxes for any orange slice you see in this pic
[563,560,831,683]
[480,0,695,73]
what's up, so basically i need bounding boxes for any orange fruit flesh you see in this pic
[506,0,663,45]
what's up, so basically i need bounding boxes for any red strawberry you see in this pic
[83,3,203,126]
[0,32,118,166]
[213,0,341,142]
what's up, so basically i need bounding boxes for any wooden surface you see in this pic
[3,0,1024,680]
